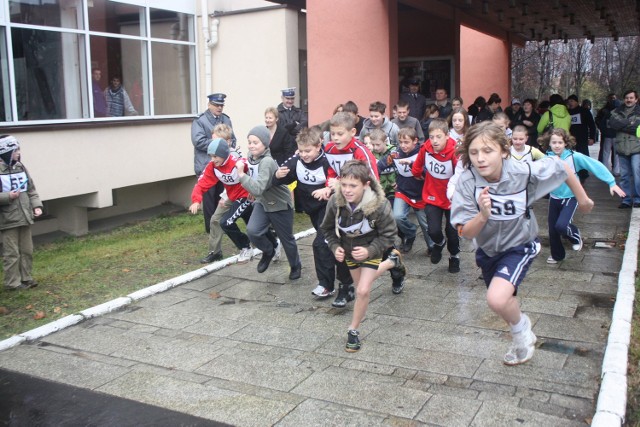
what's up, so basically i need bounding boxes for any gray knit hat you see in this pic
[248,125,271,148]
[207,138,230,159]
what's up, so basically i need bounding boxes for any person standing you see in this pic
[595,94,621,175]
[277,88,308,137]
[521,99,541,148]
[566,94,596,182]
[609,90,640,208]
[399,78,427,120]
[191,93,237,255]
[104,76,137,117]
[505,98,525,129]
[434,87,452,119]
[91,68,107,117]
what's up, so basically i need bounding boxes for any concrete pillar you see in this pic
[57,205,89,236]
[306,0,398,125]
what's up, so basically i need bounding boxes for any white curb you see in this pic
[0,227,318,352]
[592,207,640,426]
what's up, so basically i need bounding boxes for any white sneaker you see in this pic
[546,256,558,264]
[237,247,253,264]
[311,285,335,298]
[572,237,583,251]
[273,239,282,262]
[504,314,537,366]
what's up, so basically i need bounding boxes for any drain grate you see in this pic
[593,241,616,249]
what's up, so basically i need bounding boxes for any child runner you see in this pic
[320,160,406,352]
[391,127,434,254]
[492,112,513,139]
[0,135,43,291]
[451,121,595,365]
[368,129,396,203]
[273,127,353,298]
[449,107,470,145]
[189,138,254,265]
[237,126,301,280]
[412,118,461,273]
[539,128,625,264]
[510,125,545,164]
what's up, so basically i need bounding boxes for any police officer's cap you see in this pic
[207,93,226,105]
[281,87,296,97]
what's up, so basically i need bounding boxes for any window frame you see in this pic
[0,0,198,126]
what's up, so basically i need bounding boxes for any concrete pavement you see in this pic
[0,175,634,426]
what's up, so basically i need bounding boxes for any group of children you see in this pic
[187,97,621,362]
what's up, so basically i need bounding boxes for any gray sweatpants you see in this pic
[246,203,300,268]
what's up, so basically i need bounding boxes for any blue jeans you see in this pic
[618,153,640,205]
[393,198,434,248]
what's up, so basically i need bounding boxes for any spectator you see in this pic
[104,76,137,117]
[91,68,107,117]
[521,99,541,148]
[399,78,427,120]
[474,93,501,124]
[277,87,308,137]
[434,87,452,119]
[609,89,640,208]
[505,98,525,129]
[595,94,621,175]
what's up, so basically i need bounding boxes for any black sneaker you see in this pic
[289,263,302,280]
[448,256,460,273]
[402,236,415,253]
[387,249,407,276]
[332,283,355,308]
[431,241,445,264]
[257,250,275,273]
[392,277,405,294]
[199,251,223,264]
[346,329,361,352]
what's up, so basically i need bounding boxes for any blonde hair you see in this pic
[296,126,323,147]
[212,123,233,141]
[264,106,278,119]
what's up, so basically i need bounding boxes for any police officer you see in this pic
[277,88,308,137]
[191,93,237,262]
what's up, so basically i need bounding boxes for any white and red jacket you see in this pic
[411,137,457,210]
[191,155,249,203]
[324,137,379,181]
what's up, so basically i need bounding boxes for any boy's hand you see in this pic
[318,187,332,200]
[311,188,326,200]
[477,187,492,219]
[334,247,345,262]
[188,202,200,214]
[610,184,626,198]
[8,190,19,200]
[397,159,412,165]
[235,160,245,177]
[275,166,289,179]
[351,246,369,261]
[577,197,594,213]
[33,207,42,217]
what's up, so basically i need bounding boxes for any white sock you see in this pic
[510,314,527,334]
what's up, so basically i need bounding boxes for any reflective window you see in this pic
[1,1,196,124]
[150,9,193,42]
[12,28,86,120]
[9,0,84,30]
[152,42,193,115]
[89,0,145,37]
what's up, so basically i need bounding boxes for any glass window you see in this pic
[150,9,193,42]
[89,0,145,37]
[0,29,10,122]
[12,28,86,121]
[9,0,84,30]
[152,42,193,115]
[90,35,145,117]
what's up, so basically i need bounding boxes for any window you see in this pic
[1,0,196,124]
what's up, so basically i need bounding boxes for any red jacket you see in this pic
[324,137,379,182]
[411,137,457,210]
[191,155,249,203]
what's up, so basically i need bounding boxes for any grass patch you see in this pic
[0,211,313,339]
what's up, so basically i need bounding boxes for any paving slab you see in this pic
[0,177,630,425]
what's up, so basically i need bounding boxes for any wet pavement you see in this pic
[0,175,632,426]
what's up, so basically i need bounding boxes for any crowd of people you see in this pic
[184,83,639,364]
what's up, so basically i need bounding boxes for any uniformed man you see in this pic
[399,78,427,120]
[277,87,308,136]
[191,93,237,262]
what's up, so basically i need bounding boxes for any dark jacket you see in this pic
[277,103,308,136]
[272,150,329,214]
[268,125,295,166]
[609,103,640,156]
[568,106,596,148]
[320,177,397,261]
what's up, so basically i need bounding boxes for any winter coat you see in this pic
[239,148,293,212]
[191,110,236,176]
[537,104,571,134]
[609,103,640,156]
[359,117,400,146]
[320,177,397,261]
[0,161,42,231]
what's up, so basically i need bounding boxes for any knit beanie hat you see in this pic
[248,125,271,148]
[0,135,19,166]
[207,138,230,159]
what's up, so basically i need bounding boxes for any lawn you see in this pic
[0,211,313,339]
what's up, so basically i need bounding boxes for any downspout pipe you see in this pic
[201,0,219,98]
